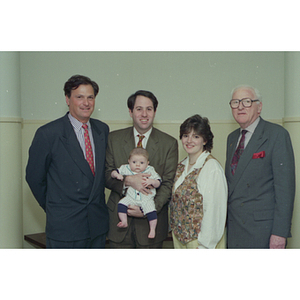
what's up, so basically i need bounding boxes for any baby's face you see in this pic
[128,154,148,173]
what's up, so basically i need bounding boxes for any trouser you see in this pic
[172,232,198,249]
[46,233,107,249]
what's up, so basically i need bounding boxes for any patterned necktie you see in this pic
[137,135,145,148]
[231,130,247,175]
[82,124,95,176]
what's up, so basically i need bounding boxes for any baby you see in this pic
[111,148,161,239]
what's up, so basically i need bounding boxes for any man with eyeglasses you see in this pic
[225,85,295,249]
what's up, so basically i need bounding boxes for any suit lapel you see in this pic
[91,119,104,176]
[146,128,159,157]
[60,115,94,182]
[226,129,240,172]
[88,119,106,202]
[229,118,268,195]
[122,127,135,158]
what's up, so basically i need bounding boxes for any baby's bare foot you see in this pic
[148,230,155,239]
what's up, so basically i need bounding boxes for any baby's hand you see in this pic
[142,177,149,187]
[143,178,160,189]
[116,174,124,181]
[142,177,154,189]
[111,170,124,181]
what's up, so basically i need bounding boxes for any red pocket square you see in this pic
[252,151,265,159]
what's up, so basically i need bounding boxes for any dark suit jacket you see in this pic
[26,113,109,241]
[225,118,295,248]
[105,126,178,246]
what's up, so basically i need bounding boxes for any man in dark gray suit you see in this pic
[225,85,295,249]
[105,90,178,248]
[26,75,109,248]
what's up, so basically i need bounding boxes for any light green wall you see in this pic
[0,52,21,117]
[0,52,23,248]
[16,51,300,248]
[0,121,23,248]
[285,52,300,117]
[20,52,284,122]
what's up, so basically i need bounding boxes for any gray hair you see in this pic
[231,85,262,102]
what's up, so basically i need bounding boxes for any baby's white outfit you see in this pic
[118,164,161,215]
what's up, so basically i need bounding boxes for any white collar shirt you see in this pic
[174,151,227,249]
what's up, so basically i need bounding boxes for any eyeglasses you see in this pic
[229,98,260,109]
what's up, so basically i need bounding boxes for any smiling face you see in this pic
[129,95,156,134]
[231,87,262,129]
[66,84,95,123]
[128,154,149,173]
[181,129,206,159]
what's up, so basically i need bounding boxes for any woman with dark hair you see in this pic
[170,115,227,249]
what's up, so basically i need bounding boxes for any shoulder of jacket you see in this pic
[263,119,285,130]
[109,126,132,135]
[228,128,240,139]
[260,119,290,138]
[152,127,177,141]
[37,115,65,132]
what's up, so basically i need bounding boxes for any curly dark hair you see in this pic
[127,90,158,112]
[64,75,99,98]
[179,114,214,152]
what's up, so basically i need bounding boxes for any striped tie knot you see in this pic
[137,135,145,148]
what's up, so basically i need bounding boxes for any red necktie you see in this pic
[137,135,145,148]
[231,130,247,175]
[82,124,95,176]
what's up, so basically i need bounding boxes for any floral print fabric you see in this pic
[170,155,213,244]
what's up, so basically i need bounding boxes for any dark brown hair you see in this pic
[127,90,158,112]
[180,114,214,152]
[64,75,99,98]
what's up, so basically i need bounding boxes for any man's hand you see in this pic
[127,205,144,218]
[124,173,152,195]
[269,234,286,249]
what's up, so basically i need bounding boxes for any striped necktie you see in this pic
[137,135,145,148]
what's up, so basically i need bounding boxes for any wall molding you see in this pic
[0,117,23,124]
[22,118,284,126]
[283,117,300,123]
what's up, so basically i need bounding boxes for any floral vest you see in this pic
[170,155,213,244]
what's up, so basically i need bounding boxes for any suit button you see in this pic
[137,193,140,195]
